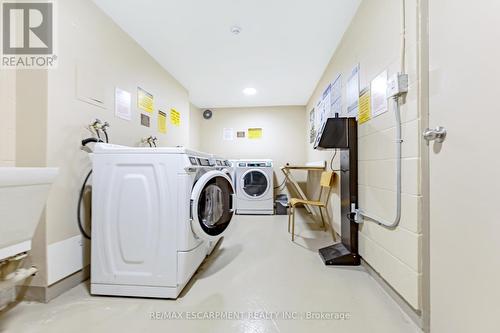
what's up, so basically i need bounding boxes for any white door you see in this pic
[428,1,500,331]
[191,170,235,241]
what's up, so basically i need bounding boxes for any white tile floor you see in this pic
[0,210,421,333]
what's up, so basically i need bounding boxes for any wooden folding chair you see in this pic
[288,171,336,241]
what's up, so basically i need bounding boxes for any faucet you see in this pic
[90,119,110,143]
[143,136,158,147]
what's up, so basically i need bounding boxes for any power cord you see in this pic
[329,149,337,171]
[78,120,110,240]
[77,170,92,239]
[329,149,347,173]
[274,178,287,190]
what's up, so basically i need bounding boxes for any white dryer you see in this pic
[235,160,274,215]
[90,144,235,299]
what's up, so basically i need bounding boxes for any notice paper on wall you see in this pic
[223,128,234,141]
[115,87,131,121]
[170,108,181,126]
[330,74,342,118]
[140,114,150,127]
[331,74,342,106]
[158,110,167,134]
[318,84,331,130]
[358,87,371,124]
[237,131,246,138]
[309,108,316,144]
[314,74,342,138]
[371,70,388,118]
[137,87,154,114]
[248,128,263,139]
[346,64,360,118]
[331,99,342,118]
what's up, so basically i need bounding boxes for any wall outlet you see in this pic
[387,73,408,98]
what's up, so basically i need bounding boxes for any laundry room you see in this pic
[0,0,498,333]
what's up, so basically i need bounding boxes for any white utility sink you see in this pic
[0,167,59,261]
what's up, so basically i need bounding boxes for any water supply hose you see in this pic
[77,170,92,240]
[78,131,108,240]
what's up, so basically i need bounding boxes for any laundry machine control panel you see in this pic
[238,162,273,168]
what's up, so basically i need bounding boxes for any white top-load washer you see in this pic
[90,144,235,299]
[235,159,274,215]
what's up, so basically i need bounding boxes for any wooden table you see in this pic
[280,162,326,216]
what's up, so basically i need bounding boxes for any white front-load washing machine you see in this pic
[211,155,236,183]
[235,159,274,215]
[90,144,235,299]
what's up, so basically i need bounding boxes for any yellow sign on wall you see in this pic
[137,87,154,114]
[248,128,263,139]
[170,108,181,126]
[358,88,371,124]
[158,110,167,134]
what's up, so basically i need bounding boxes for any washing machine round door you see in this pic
[191,170,235,241]
[241,169,270,199]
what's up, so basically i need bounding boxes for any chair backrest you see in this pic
[317,171,335,204]
[320,171,335,188]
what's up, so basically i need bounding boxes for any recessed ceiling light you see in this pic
[243,87,257,96]
[230,26,242,35]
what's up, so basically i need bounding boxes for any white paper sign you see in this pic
[115,88,131,121]
[223,128,234,141]
[331,74,342,105]
[371,70,388,118]
[319,84,331,127]
[346,64,360,117]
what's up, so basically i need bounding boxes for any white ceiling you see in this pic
[93,0,361,108]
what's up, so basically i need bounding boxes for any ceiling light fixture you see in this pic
[243,87,257,96]
[230,25,242,35]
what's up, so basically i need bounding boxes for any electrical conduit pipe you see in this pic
[355,0,406,228]
[356,97,402,228]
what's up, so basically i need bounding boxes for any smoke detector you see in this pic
[230,26,242,35]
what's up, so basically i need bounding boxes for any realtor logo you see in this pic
[1,0,57,68]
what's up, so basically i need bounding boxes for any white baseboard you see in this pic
[47,235,90,285]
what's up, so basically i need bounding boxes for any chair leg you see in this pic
[323,207,337,242]
[319,207,326,229]
[287,205,291,233]
[291,207,295,241]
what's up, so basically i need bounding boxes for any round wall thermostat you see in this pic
[203,109,213,120]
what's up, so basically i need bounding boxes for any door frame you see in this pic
[418,0,431,331]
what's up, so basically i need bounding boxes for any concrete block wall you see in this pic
[305,0,423,310]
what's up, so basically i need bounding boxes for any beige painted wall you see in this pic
[11,0,192,288]
[44,0,190,246]
[305,0,423,310]
[189,104,202,150]
[0,70,16,167]
[199,106,307,189]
